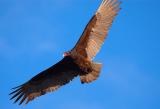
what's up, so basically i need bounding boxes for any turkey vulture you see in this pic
[10,0,121,105]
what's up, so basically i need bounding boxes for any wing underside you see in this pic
[10,57,79,105]
[72,0,121,60]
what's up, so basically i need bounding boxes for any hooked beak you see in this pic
[63,52,68,57]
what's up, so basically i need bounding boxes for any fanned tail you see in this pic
[80,62,102,84]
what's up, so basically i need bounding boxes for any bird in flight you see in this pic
[10,0,121,105]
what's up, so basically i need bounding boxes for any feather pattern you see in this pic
[10,57,81,105]
[72,0,121,60]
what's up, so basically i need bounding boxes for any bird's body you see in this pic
[30,55,94,84]
[10,0,121,105]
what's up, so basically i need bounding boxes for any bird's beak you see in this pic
[63,52,67,57]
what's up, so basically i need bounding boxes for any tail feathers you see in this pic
[80,62,102,84]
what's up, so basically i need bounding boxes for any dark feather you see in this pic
[9,87,21,95]
[10,57,81,105]
[14,93,24,103]
[10,90,22,100]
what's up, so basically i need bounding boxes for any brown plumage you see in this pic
[10,0,121,105]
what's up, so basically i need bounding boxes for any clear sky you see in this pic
[1,0,160,109]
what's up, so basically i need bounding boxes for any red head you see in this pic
[63,51,71,57]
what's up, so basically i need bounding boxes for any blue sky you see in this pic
[1,0,160,109]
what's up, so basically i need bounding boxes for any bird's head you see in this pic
[63,51,71,57]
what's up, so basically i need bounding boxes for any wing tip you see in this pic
[9,84,28,105]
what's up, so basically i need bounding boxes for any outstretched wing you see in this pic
[10,57,80,105]
[71,0,121,60]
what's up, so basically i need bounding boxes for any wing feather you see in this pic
[10,57,80,105]
[72,0,121,59]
